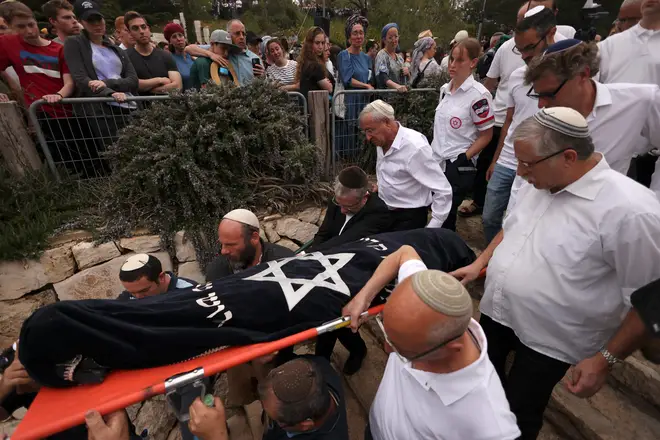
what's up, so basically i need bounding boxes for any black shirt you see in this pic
[126,47,178,93]
[117,272,197,300]
[205,239,295,282]
[262,356,348,440]
[299,61,334,101]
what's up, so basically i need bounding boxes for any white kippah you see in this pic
[411,270,472,317]
[121,253,150,272]
[533,107,590,138]
[524,5,546,18]
[367,100,395,118]
[223,209,260,229]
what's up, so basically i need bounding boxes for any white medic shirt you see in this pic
[376,124,453,228]
[431,75,495,165]
[496,65,540,171]
[369,259,521,440]
[482,156,660,364]
[598,23,660,86]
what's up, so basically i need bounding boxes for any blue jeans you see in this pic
[482,164,517,244]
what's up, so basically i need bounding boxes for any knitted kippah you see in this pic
[270,358,316,403]
[543,38,583,56]
[533,107,590,138]
[410,270,472,317]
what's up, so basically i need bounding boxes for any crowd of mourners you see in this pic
[2,0,660,439]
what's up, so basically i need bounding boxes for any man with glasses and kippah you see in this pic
[343,247,520,440]
[451,107,660,439]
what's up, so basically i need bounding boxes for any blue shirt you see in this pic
[229,49,260,86]
[172,52,194,90]
[337,50,372,120]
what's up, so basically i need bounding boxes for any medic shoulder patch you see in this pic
[472,98,490,119]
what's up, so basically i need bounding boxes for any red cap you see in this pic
[163,22,185,42]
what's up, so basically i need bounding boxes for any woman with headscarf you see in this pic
[411,36,441,87]
[335,14,372,157]
[374,23,408,90]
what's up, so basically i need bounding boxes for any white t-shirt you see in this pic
[266,60,298,86]
[486,38,525,127]
[370,259,521,440]
[598,24,660,86]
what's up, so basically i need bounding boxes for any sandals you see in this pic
[458,200,483,217]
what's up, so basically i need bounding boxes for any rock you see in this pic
[48,230,93,247]
[259,228,267,242]
[166,425,182,440]
[297,207,321,225]
[275,218,319,245]
[54,252,172,301]
[40,245,76,283]
[0,418,20,437]
[178,261,205,284]
[126,403,143,423]
[275,238,299,252]
[119,235,162,253]
[0,289,57,347]
[72,241,121,270]
[262,222,280,243]
[134,396,177,440]
[317,208,327,226]
[263,214,282,222]
[174,231,196,262]
[0,260,48,301]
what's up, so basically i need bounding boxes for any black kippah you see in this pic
[338,166,368,189]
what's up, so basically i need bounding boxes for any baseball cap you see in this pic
[210,29,239,49]
[223,209,259,229]
[246,30,262,45]
[74,0,103,21]
[451,29,469,45]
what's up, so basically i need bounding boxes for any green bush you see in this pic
[91,81,330,267]
[0,167,92,260]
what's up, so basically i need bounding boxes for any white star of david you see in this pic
[243,252,355,311]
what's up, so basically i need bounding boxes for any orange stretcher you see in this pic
[10,306,384,440]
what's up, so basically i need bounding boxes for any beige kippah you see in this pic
[121,253,151,271]
[411,270,472,317]
[223,209,260,229]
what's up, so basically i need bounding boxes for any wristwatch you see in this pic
[600,347,622,368]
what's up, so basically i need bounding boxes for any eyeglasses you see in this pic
[512,33,547,55]
[518,148,571,168]
[526,78,568,100]
[374,314,462,362]
[332,195,365,213]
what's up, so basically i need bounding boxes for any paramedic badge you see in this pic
[472,99,490,119]
[450,117,462,129]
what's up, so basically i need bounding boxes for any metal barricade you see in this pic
[330,88,438,173]
[287,91,309,138]
[28,95,171,181]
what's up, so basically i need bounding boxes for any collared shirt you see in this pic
[496,66,539,171]
[482,156,660,364]
[598,24,660,86]
[376,125,453,228]
[508,80,660,211]
[431,75,494,165]
[228,49,260,86]
[370,259,520,440]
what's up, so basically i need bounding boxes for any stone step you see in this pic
[610,351,660,411]
[343,376,368,440]
[547,380,660,440]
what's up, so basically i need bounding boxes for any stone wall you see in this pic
[0,206,325,439]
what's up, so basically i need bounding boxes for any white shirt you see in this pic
[487,32,567,126]
[431,75,495,165]
[496,66,539,171]
[370,260,520,440]
[598,24,660,86]
[652,159,660,200]
[556,25,576,39]
[338,212,354,235]
[508,80,660,211]
[440,55,449,73]
[486,38,525,127]
[482,156,660,364]
[377,125,453,228]
[119,43,128,50]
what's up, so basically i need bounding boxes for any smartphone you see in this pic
[219,67,229,76]
[252,58,261,67]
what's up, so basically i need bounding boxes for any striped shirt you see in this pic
[267,60,297,86]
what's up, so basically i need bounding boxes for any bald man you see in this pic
[205,209,294,281]
[343,246,520,440]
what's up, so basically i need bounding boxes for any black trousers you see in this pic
[480,314,570,440]
[389,207,428,231]
[441,159,476,232]
[473,126,501,207]
[627,153,658,188]
[315,328,367,360]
